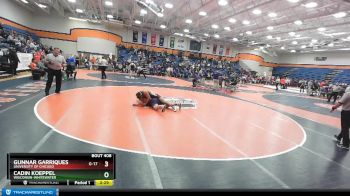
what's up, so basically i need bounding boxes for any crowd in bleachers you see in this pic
[113,46,255,90]
[272,66,349,101]
[0,22,56,77]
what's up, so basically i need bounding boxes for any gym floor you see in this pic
[0,70,349,189]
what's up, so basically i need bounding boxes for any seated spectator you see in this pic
[66,56,77,80]
[0,28,5,40]
[28,58,45,79]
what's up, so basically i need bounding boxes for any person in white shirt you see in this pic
[332,86,350,150]
[44,47,66,96]
[128,62,136,78]
[99,57,108,79]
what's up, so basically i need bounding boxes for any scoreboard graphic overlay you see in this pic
[7,153,115,186]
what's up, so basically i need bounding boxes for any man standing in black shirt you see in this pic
[8,49,20,76]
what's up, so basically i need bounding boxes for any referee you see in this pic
[44,47,66,96]
[332,86,350,150]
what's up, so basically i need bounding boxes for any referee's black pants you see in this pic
[328,92,338,103]
[100,66,107,79]
[336,110,350,147]
[45,68,62,95]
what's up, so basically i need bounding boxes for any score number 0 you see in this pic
[104,161,109,178]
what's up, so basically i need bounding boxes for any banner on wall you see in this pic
[170,37,175,48]
[213,44,217,54]
[142,32,147,44]
[151,33,156,46]
[203,43,211,53]
[159,35,164,47]
[225,48,230,56]
[177,38,186,50]
[219,45,224,55]
[17,53,32,71]
[133,31,138,42]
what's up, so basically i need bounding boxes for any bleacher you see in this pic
[2,24,39,42]
[1,23,42,77]
[117,46,242,80]
[272,67,294,77]
[273,67,333,81]
[290,68,332,81]
[332,69,350,84]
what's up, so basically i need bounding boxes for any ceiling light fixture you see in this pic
[318,27,326,31]
[174,33,184,36]
[252,9,262,15]
[165,3,173,9]
[134,20,142,24]
[268,12,277,17]
[214,34,220,38]
[185,19,192,24]
[76,8,83,13]
[333,12,347,18]
[242,20,250,25]
[211,24,219,29]
[292,41,298,44]
[289,32,296,36]
[184,29,190,33]
[218,0,228,6]
[267,35,273,39]
[291,50,296,52]
[35,3,47,8]
[199,11,207,16]
[304,2,318,8]
[294,20,303,25]
[107,15,113,19]
[267,26,274,30]
[160,24,166,29]
[246,31,252,35]
[287,0,300,3]
[105,1,113,6]
[232,38,238,41]
[224,27,231,31]
[21,0,29,3]
[228,18,236,23]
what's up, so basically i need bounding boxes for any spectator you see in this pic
[28,58,45,79]
[8,48,20,76]
[275,77,280,90]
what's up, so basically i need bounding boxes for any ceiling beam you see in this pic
[14,0,36,12]
[59,0,76,16]
[99,0,106,20]
[51,0,65,17]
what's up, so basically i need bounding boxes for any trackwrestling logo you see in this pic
[2,188,57,196]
